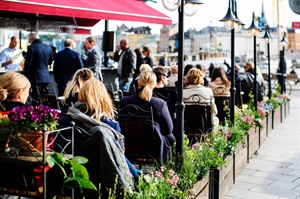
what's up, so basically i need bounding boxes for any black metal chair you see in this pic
[184,94,213,143]
[117,104,169,167]
[212,87,231,125]
[36,85,58,109]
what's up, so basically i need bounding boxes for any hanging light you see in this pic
[219,0,240,30]
[162,0,180,11]
[247,12,260,36]
[262,25,272,43]
[162,0,203,16]
[280,32,289,47]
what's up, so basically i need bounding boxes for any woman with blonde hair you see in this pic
[60,78,136,197]
[63,68,94,106]
[0,71,31,111]
[119,70,175,145]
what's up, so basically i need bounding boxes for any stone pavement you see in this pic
[226,83,300,199]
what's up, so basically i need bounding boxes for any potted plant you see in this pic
[4,104,60,153]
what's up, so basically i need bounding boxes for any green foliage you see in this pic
[46,153,97,194]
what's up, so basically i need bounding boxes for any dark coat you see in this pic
[84,48,102,81]
[24,39,53,85]
[119,48,136,78]
[119,91,175,144]
[143,56,153,68]
[53,48,83,96]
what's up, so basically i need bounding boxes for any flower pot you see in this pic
[234,136,247,179]
[189,175,209,199]
[209,154,234,199]
[259,116,267,145]
[248,127,259,158]
[272,105,282,129]
[17,131,45,153]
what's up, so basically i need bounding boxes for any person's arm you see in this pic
[0,50,12,68]
[88,51,101,73]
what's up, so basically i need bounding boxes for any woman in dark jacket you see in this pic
[142,46,154,68]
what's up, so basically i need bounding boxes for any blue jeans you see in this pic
[118,77,132,92]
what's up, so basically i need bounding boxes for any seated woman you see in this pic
[60,78,135,198]
[183,68,219,126]
[208,67,231,96]
[0,71,31,111]
[119,70,176,146]
[63,68,94,106]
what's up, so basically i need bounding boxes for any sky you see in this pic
[91,0,300,35]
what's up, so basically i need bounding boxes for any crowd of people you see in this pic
[0,33,293,197]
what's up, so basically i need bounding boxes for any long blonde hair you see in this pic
[64,68,94,101]
[138,71,157,102]
[78,78,115,121]
[0,71,30,102]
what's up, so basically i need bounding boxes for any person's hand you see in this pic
[8,59,13,64]
[123,77,129,83]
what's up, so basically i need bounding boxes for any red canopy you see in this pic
[0,0,172,30]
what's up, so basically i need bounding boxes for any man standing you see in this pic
[82,36,102,81]
[0,36,23,71]
[158,52,171,67]
[24,32,53,101]
[117,39,136,92]
[53,38,83,96]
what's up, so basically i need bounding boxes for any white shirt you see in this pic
[0,47,23,71]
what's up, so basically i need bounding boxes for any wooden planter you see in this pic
[188,175,209,199]
[259,116,267,146]
[283,100,290,118]
[234,136,247,181]
[248,127,259,158]
[266,113,272,137]
[209,155,234,199]
[272,105,282,129]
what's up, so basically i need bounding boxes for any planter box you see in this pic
[283,100,290,118]
[209,155,234,199]
[272,105,282,129]
[234,136,247,180]
[266,113,272,137]
[259,116,267,146]
[248,127,259,158]
[188,175,209,199]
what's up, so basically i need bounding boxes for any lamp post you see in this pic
[219,0,242,125]
[162,0,203,164]
[280,32,288,94]
[247,12,260,110]
[262,25,272,99]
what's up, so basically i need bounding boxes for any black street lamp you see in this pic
[247,12,260,110]
[162,0,203,164]
[219,0,242,125]
[262,25,272,99]
[279,32,288,94]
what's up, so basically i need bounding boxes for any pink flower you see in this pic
[192,143,200,150]
[225,130,232,140]
[160,166,166,172]
[155,171,163,178]
[242,115,253,125]
[258,107,266,117]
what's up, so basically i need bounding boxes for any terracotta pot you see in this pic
[18,131,45,152]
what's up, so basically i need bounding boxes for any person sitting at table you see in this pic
[119,70,176,146]
[60,78,135,198]
[208,67,231,96]
[63,68,94,106]
[183,68,219,126]
[152,66,177,120]
[0,71,31,111]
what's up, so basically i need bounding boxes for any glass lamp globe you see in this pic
[184,3,198,16]
[162,0,180,11]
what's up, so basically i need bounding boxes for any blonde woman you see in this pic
[183,68,219,126]
[63,68,94,106]
[60,78,136,197]
[0,71,31,111]
[119,70,175,145]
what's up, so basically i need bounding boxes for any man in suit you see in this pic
[24,32,53,101]
[53,38,83,96]
[117,39,136,92]
[82,36,102,81]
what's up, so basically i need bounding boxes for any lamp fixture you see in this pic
[280,32,289,47]
[262,25,272,43]
[219,0,240,30]
[162,0,203,16]
[247,12,260,36]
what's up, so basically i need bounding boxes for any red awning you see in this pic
[0,0,172,29]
